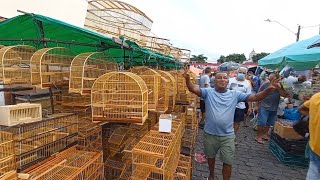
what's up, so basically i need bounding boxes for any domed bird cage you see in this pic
[91,72,148,124]
[170,71,188,94]
[131,67,160,111]
[69,52,118,95]
[0,45,4,49]
[156,75,170,112]
[0,45,36,84]
[30,47,74,88]
[157,70,177,111]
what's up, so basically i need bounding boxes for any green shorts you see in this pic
[204,132,235,165]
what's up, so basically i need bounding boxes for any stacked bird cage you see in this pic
[156,76,170,113]
[131,67,160,111]
[30,47,74,89]
[0,113,78,171]
[170,71,189,103]
[60,93,91,117]
[20,147,104,180]
[78,117,102,151]
[0,45,36,84]
[157,70,177,112]
[0,131,17,179]
[69,52,118,95]
[91,72,148,124]
[174,155,192,180]
[132,119,183,179]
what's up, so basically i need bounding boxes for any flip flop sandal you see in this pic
[255,138,265,144]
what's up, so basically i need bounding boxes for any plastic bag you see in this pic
[284,108,301,121]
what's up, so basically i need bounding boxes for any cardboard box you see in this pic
[159,114,172,133]
[273,121,303,140]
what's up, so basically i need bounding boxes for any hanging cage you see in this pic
[31,47,74,88]
[131,67,160,111]
[91,72,148,124]
[69,52,118,95]
[0,45,36,84]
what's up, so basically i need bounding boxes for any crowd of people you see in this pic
[186,67,320,180]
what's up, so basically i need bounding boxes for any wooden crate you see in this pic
[69,52,118,95]
[274,121,303,140]
[131,67,160,111]
[0,45,36,84]
[20,147,104,180]
[91,72,148,124]
[0,131,16,179]
[0,103,42,126]
[0,113,78,171]
[31,47,74,89]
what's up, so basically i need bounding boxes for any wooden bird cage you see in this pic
[157,70,177,111]
[21,147,104,180]
[0,45,36,84]
[156,76,170,113]
[91,72,148,124]
[78,117,102,151]
[131,67,160,111]
[170,71,188,94]
[0,113,78,171]
[30,47,74,89]
[0,131,16,179]
[69,52,118,95]
[0,45,4,49]
[174,155,192,180]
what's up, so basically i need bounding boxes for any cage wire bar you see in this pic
[69,52,118,95]
[91,72,148,124]
[21,146,104,180]
[0,131,16,179]
[85,0,153,45]
[0,45,36,84]
[30,47,74,89]
[0,113,78,171]
[130,66,160,111]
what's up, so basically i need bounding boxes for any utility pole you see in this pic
[296,25,301,42]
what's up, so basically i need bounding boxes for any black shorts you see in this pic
[200,100,205,113]
[244,102,249,114]
[234,108,245,122]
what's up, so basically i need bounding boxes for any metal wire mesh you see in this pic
[0,45,36,84]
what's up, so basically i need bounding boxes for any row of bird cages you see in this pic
[20,146,104,180]
[91,72,148,124]
[69,52,118,95]
[61,93,91,107]
[0,113,78,171]
[174,155,192,180]
[0,131,16,179]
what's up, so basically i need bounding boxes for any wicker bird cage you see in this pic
[69,52,118,95]
[157,70,177,111]
[0,45,36,84]
[131,67,160,111]
[21,147,104,180]
[91,72,148,124]
[0,131,16,179]
[30,47,74,89]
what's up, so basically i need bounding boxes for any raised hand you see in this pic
[269,78,282,90]
[182,68,190,79]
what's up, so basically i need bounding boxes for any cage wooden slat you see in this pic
[131,67,160,111]
[69,52,118,95]
[157,70,177,111]
[0,45,36,84]
[91,72,148,124]
[0,131,16,179]
[30,47,74,89]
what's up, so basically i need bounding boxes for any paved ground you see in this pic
[192,126,308,180]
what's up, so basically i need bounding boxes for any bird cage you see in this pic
[0,45,4,49]
[131,67,161,111]
[174,155,192,180]
[157,70,177,111]
[0,45,36,84]
[170,71,188,94]
[0,131,16,179]
[30,47,74,89]
[21,147,104,180]
[91,72,148,124]
[156,76,170,112]
[69,52,118,95]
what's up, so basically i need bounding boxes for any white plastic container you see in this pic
[159,114,172,133]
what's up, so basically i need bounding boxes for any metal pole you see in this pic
[296,25,301,42]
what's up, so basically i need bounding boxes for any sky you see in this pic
[1,0,320,62]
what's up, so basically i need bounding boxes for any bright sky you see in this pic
[1,0,320,62]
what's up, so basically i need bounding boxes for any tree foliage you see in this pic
[217,55,226,63]
[252,52,270,63]
[225,53,246,63]
[190,54,208,63]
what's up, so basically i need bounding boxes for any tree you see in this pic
[217,55,226,63]
[190,54,208,63]
[252,52,270,63]
[225,53,246,63]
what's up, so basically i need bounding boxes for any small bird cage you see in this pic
[157,70,177,111]
[69,52,118,95]
[156,76,170,112]
[170,71,188,94]
[30,47,74,88]
[91,72,148,124]
[131,67,160,111]
[0,45,36,84]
